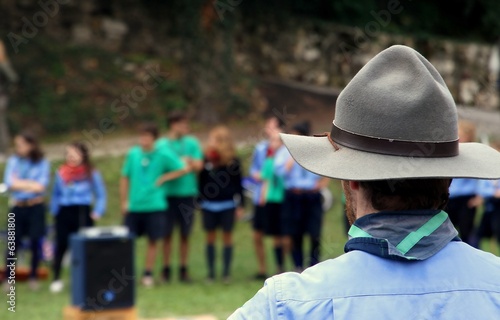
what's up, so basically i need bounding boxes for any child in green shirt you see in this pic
[120,123,187,287]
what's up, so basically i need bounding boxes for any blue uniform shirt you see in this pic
[249,141,268,204]
[449,178,479,198]
[50,170,107,217]
[230,210,500,319]
[3,155,50,201]
[275,147,321,190]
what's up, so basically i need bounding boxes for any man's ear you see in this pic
[349,180,360,191]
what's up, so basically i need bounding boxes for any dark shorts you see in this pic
[125,211,166,241]
[165,196,196,237]
[282,191,323,237]
[202,208,235,232]
[252,204,266,232]
[264,202,282,236]
[10,203,46,239]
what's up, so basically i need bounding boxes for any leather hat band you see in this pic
[330,124,459,158]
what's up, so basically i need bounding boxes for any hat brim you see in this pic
[280,133,500,180]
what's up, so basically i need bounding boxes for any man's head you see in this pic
[138,122,159,150]
[280,45,500,191]
[167,111,189,136]
[342,179,452,224]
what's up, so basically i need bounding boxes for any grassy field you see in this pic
[1,151,498,320]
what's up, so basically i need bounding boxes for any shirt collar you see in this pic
[344,210,460,261]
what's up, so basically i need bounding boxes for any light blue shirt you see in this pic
[50,170,107,217]
[230,242,500,319]
[477,180,500,198]
[3,155,50,201]
[274,147,321,190]
[449,178,479,198]
[249,141,268,204]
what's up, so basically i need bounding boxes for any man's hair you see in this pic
[138,122,159,140]
[166,110,188,127]
[359,178,452,211]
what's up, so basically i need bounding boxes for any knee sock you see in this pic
[30,238,41,279]
[310,238,320,266]
[223,245,233,277]
[206,244,215,278]
[274,246,284,271]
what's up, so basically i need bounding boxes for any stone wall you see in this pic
[234,20,500,110]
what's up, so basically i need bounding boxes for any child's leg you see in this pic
[206,230,217,279]
[145,239,157,275]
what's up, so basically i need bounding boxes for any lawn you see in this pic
[0,149,349,320]
[1,150,498,320]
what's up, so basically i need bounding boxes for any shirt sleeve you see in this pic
[121,151,132,177]
[50,172,61,216]
[91,171,107,217]
[228,278,278,319]
[162,150,184,172]
[38,160,50,188]
[249,145,263,177]
[274,147,291,178]
[232,158,245,207]
[3,157,15,188]
[189,137,204,160]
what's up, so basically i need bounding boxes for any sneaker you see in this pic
[222,276,231,285]
[141,275,154,288]
[205,276,215,285]
[49,280,64,293]
[29,279,40,291]
[2,281,10,293]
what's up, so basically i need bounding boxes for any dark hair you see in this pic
[138,122,159,139]
[17,130,44,162]
[359,178,452,211]
[69,141,93,176]
[292,121,311,136]
[266,113,286,129]
[166,110,188,127]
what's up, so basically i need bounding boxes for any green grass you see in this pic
[1,153,498,319]
[0,153,347,319]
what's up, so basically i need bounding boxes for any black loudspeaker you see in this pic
[70,228,135,311]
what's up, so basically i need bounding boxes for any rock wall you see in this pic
[234,20,500,110]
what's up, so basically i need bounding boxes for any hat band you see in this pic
[330,124,459,158]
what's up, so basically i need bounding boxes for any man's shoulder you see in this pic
[272,243,500,301]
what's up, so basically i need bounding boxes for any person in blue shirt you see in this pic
[249,114,285,279]
[49,141,107,293]
[275,121,329,271]
[3,131,50,291]
[230,45,500,319]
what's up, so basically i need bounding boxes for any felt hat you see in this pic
[280,45,500,180]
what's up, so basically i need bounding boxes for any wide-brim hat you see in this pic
[281,45,500,180]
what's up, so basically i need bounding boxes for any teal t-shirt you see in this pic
[261,156,285,203]
[156,135,203,197]
[121,146,184,212]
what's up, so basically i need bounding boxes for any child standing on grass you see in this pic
[259,131,285,274]
[49,141,107,293]
[199,126,245,283]
[120,123,188,287]
[3,131,50,291]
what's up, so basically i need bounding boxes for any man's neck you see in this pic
[142,145,154,152]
